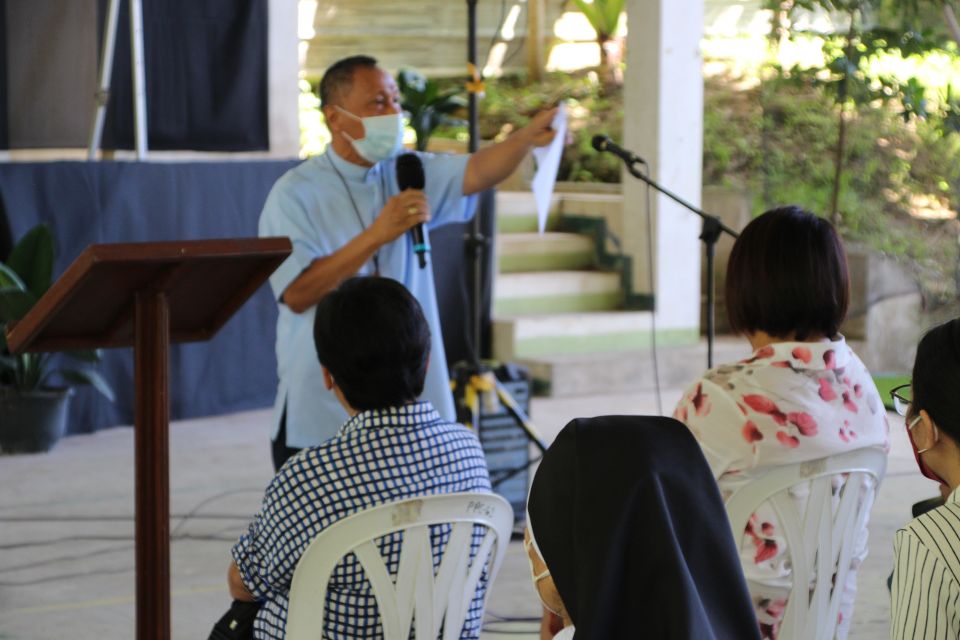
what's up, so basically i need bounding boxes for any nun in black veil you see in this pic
[525,415,761,640]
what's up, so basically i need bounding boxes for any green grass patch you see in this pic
[873,373,910,411]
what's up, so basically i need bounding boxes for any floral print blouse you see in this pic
[674,337,889,640]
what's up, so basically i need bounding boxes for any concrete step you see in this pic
[497,232,595,273]
[492,310,698,361]
[519,339,751,397]
[493,270,622,316]
[495,191,561,233]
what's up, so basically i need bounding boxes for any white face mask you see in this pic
[524,532,563,617]
[335,106,404,164]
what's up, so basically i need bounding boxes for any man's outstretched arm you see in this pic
[462,107,558,196]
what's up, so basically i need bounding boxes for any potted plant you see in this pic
[0,224,114,453]
[397,68,468,152]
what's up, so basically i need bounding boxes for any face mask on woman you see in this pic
[335,106,404,164]
[523,532,563,617]
[908,413,945,484]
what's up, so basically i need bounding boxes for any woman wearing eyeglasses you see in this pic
[673,207,890,640]
[889,319,960,640]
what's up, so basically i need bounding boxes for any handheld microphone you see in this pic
[591,135,647,166]
[396,153,429,269]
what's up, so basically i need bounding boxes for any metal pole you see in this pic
[87,0,122,160]
[467,0,482,365]
[705,238,715,369]
[130,0,149,160]
[467,1,478,156]
[625,163,732,371]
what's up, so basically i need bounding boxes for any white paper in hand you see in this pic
[530,104,567,234]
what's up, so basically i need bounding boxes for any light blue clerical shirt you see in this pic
[259,147,476,447]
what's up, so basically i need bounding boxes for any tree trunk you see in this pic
[598,34,610,68]
[598,34,613,86]
[830,107,847,228]
[943,2,960,48]
[769,1,795,53]
[830,10,859,229]
[526,0,545,82]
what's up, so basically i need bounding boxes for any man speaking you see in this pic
[260,54,558,469]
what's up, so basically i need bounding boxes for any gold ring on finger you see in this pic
[408,206,417,214]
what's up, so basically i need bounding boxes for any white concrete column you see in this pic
[622,0,704,338]
[267,0,300,157]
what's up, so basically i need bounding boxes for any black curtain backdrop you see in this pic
[0,0,8,150]
[99,0,268,151]
[0,161,495,434]
[0,160,295,434]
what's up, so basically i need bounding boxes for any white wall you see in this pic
[622,0,705,335]
[267,0,300,157]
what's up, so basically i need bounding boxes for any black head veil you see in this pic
[526,415,760,640]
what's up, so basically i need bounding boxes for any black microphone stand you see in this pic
[457,0,547,476]
[621,160,739,369]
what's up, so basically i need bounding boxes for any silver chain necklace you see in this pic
[327,154,381,275]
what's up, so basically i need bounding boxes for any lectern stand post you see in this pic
[134,290,171,638]
[5,238,291,640]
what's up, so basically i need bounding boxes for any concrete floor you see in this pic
[0,386,937,639]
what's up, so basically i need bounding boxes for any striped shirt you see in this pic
[231,401,492,639]
[891,487,960,639]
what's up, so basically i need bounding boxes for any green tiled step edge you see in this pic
[513,327,699,359]
[499,250,595,273]
[494,291,624,316]
[560,214,654,311]
[499,213,561,234]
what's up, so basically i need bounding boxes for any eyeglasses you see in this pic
[890,383,912,417]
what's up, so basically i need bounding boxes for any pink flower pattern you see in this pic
[818,378,837,401]
[692,383,711,417]
[673,338,889,640]
[742,421,763,443]
[743,394,788,426]
[787,411,818,437]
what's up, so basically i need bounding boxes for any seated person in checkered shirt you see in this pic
[228,276,492,639]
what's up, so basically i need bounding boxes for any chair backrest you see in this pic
[724,448,887,640]
[285,492,514,640]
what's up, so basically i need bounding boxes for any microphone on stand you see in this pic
[591,135,648,166]
[396,153,429,269]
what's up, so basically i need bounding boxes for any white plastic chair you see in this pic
[724,448,887,640]
[285,492,514,640]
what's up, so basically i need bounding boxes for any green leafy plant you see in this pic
[763,0,960,225]
[572,0,624,41]
[0,224,114,399]
[572,0,625,84]
[397,68,467,152]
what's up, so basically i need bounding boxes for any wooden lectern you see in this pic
[5,238,292,640]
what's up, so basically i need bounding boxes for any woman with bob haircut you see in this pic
[889,319,960,639]
[674,206,889,640]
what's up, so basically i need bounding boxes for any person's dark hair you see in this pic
[912,318,960,441]
[314,277,430,411]
[725,205,849,341]
[319,55,378,108]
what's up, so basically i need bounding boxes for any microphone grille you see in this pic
[396,153,425,190]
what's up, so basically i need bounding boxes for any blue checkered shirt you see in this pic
[232,401,492,639]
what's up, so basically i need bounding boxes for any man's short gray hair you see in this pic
[319,55,378,108]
